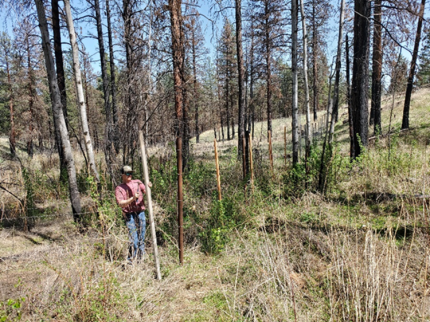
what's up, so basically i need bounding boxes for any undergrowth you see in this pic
[1,120,430,320]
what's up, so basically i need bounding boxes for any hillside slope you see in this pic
[1,89,430,321]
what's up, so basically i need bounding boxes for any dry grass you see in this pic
[1,89,430,320]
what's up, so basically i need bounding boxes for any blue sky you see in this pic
[0,0,424,83]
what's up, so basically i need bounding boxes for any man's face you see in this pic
[122,172,133,183]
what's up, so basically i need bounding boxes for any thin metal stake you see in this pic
[214,139,222,201]
[177,137,184,264]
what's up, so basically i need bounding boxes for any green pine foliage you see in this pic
[417,31,430,86]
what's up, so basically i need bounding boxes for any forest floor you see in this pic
[1,89,430,321]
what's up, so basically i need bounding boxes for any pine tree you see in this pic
[217,20,237,141]
[416,31,430,86]
[248,0,286,133]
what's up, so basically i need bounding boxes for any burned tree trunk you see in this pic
[402,0,426,130]
[235,0,246,171]
[51,0,68,179]
[35,0,81,220]
[291,0,299,165]
[299,0,311,159]
[106,0,119,150]
[351,0,371,158]
[312,0,318,121]
[329,0,345,142]
[94,0,115,180]
[26,34,34,158]
[192,26,200,144]
[169,0,185,264]
[346,35,354,158]
[5,58,15,156]
[265,1,272,133]
[370,0,382,134]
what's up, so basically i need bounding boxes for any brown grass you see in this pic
[1,89,430,320]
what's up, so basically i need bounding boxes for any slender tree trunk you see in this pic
[291,0,299,165]
[169,0,185,264]
[106,0,119,150]
[402,0,426,129]
[217,56,225,141]
[6,60,16,156]
[52,0,68,125]
[371,0,383,134]
[265,2,272,133]
[300,0,311,159]
[250,30,255,139]
[144,4,153,146]
[83,65,95,150]
[220,109,225,141]
[94,0,114,179]
[35,0,81,220]
[192,27,200,143]
[351,0,371,158]
[346,35,354,158]
[226,72,231,140]
[51,0,68,179]
[26,35,34,158]
[312,0,318,121]
[122,0,138,165]
[318,68,334,192]
[64,0,100,182]
[182,71,190,171]
[231,95,235,139]
[235,0,245,167]
[329,0,345,142]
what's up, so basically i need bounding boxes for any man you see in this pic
[115,165,149,263]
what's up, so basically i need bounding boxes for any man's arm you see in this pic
[117,194,138,208]
[116,187,139,208]
[139,181,146,195]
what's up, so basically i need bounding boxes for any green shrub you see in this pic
[0,297,25,321]
[199,194,246,254]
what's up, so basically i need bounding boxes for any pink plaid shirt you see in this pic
[115,179,146,214]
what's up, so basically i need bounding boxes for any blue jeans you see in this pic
[125,211,146,260]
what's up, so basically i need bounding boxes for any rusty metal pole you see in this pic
[268,130,274,176]
[214,139,222,201]
[176,137,184,264]
[249,135,254,192]
[242,136,246,180]
[284,126,287,167]
[138,131,161,280]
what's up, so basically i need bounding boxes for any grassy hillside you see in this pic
[1,89,430,321]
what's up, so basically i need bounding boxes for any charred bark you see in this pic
[370,0,382,134]
[351,0,371,158]
[402,0,425,130]
[106,0,119,150]
[291,0,299,165]
[235,0,245,168]
[51,0,68,179]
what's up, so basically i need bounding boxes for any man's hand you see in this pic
[148,181,153,188]
[134,190,140,200]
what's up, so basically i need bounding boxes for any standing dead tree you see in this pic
[370,0,383,135]
[235,0,246,176]
[64,0,100,183]
[299,0,311,164]
[328,0,345,143]
[351,0,371,158]
[402,0,426,130]
[291,0,299,165]
[35,0,82,220]
[169,0,185,264]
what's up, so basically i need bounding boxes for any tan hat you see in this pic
[121,165,133,174]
